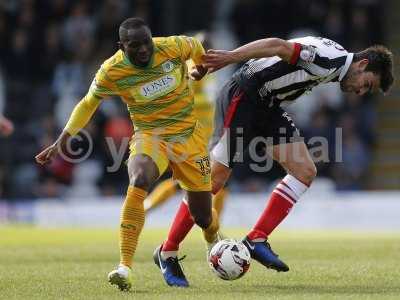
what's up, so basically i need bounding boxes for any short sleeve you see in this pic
[175,35,205,65]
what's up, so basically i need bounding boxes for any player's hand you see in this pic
[35,143,59,165]
[0,115,14,137]
[35,131,71,165]
[202,49,235,72]
[189,69,203,81]
[189,65,208,81]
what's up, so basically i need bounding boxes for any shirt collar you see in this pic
[339,53,354,81]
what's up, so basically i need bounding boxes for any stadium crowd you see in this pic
[0,0,385,199]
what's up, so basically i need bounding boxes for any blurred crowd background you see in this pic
[0,0,389,200]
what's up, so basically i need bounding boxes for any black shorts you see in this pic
[210,78,302,169]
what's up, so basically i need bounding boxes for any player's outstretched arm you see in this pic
[35,63,114,165]
[203,38,296,71]
[35,94,102,165]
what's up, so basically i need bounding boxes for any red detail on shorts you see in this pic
[290,43,302,65]
[223,91,244,128]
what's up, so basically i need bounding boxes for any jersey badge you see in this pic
[162,60,174,73]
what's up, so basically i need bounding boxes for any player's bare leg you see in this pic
[270,141,317,186]
[243,141,316,272]
[187,190,221,256]
[186,191,212,228]
[108,154,159,291]
[187,160,231,253]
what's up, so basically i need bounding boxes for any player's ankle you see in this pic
[247,229,268,241]
[118,263,131,269]
[162,240,179,252]
[203,230,218,244]
[160,250,178,260]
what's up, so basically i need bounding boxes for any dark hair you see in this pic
[119,18,149,41]
[354,45,394,93]
[119,17,148,30]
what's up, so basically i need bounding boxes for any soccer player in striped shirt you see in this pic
[35,17,220,290]
[160,36,394,274]
[143,32,228,218]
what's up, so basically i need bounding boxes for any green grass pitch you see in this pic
[1,227,399,300]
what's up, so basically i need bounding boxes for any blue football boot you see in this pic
[242,237,289,272]
[153,245,189,287]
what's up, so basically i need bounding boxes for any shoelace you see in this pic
[167,255,187,278]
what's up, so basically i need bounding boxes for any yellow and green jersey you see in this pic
[64,35,205,141]
[187,60,215,141]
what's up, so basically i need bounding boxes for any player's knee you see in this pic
[129,170,153,191]
[127,155,159,190]
[298,163,317,185]
[193,213,211,229]
[211,163,231,194]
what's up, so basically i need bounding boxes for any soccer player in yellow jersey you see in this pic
[35,18,220,290]
[143,32,228,218]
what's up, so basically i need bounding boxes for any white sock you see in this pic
[160,250,178,260]
[276,174,309,204]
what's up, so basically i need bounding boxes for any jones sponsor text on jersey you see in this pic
[139,74,177,99]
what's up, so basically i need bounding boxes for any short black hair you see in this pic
[354,45,394,93]
[118,18,150,40]
[119,17,148,30]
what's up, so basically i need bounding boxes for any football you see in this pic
[208,239,251,280]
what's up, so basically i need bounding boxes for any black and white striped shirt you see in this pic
[236,36,353,105]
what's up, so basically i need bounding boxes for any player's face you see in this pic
[120,26,154,67]
[340,60,381,96]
